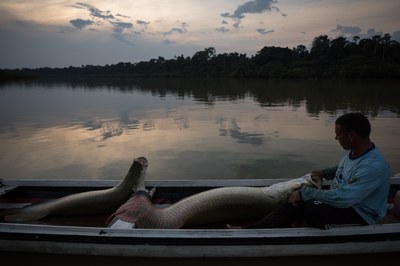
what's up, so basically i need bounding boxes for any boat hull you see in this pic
[1,178,400,258]
[1,223,400,257]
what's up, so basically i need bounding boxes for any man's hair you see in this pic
[335,113,371,138]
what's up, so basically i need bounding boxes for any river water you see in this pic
[0,78,399,181]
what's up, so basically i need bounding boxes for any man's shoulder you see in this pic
[367,147,389,163]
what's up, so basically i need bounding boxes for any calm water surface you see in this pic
[0,78,399,181]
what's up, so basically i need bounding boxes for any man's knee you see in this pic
[303,200,330,229]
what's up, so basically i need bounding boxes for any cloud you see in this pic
[256,28,274,35]
[334,24,362,36]
[137,20,150,26]
[73,2,114,20]
[393,31,400,41]
[70,19,94,30]
[228,0,279,19]
[111,21,133,33]
[163,39,176,45]
[157,20,188,46]
[333,24,397,40]
[233,21,241,29]
[109,22,136,46]
[366,28,383,38]
[111,32,136,47]
[216,27,229,33]
[169,28,185,34]
[162,22,188,38]
[220,12,230,18]
[221,0,280,20]
[116,13,131,19]
[220,0,283,29]
[69,3,138,46]
[68,3,193,48]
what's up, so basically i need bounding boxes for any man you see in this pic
[228,113,391,229]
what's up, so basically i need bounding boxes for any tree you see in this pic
[352,36,360,44]
[191,47,216,63]
[329,36,349,57]
[254,46,294,65]
[292,45,308,57]
[310,35,330,56]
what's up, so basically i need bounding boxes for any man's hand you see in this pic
[309,170,324,188]
[288,191,302,206]
[310,170,324,180]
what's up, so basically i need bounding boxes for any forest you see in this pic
[1,33,400,80]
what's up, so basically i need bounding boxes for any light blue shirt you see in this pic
[301,144,391,225]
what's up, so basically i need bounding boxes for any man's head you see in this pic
[334,113,371,150]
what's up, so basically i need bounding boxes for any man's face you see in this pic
[335,124,351,150]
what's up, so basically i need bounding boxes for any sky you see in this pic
[1,0,399,69]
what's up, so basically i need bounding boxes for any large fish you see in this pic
[108,174,322,229]
[4,157,148,222]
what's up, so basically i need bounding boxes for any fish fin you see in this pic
[148,187,156,198]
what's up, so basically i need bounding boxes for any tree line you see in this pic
[1,33,400,81]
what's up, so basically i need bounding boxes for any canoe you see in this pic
[0,177,399,258]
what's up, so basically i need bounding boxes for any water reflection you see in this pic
[0,78,399,181]
[219,119,265,146]
[4,78,400,116]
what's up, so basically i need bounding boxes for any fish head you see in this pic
[305,173,323,188]
[266,174,313,200]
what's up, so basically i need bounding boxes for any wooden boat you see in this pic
[1,177,399,258]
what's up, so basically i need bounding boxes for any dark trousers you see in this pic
[243,200,367,229]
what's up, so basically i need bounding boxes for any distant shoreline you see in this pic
[2,33,400,80]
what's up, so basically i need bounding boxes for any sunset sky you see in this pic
[1,0,399,69]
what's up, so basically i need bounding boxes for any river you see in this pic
[0,78,399,181]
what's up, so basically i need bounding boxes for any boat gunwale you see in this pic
[1,176,399,190]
